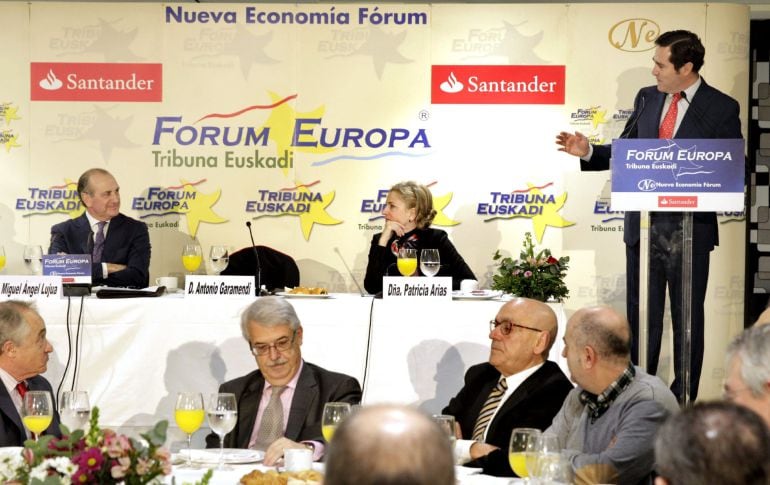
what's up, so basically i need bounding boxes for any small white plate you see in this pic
[451,290,502,300]
[184,448,264,464]
[275,291,332,299]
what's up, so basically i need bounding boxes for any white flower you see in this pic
[30,456,77,484]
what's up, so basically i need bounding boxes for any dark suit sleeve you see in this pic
[103,220,151,288]
[49,222,70,254]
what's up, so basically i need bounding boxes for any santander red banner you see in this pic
[30,62,163,102]
[431,65,565,105]
[658,195,699,209]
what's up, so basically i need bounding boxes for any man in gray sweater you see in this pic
[547,306,679,484]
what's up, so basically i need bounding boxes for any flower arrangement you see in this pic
[0,407,202,485]
[491,232,570,302]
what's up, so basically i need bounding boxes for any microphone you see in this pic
[618,93,646,139]
[245,221,263,297]
[679,90,719,137]
[333,247,367,296]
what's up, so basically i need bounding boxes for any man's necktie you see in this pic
[253,385,286,451]
[472,377,508,441]
[15,381,27,399]
[658,92,681,139]
[92,221,106,264]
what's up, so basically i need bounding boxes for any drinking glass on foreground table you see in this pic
[60,390,91,431]
[432,414,457,454]
[175,391,205,468]
[509,428,540,481]
[22,390,53,441]
[420,248,440,277]
[527,433,571,484]
[322,402,351,442]
[207,393,238,471]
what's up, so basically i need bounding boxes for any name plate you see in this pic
[382,276,451,300]
[43,254,92,284]
[184,275,254,298]
[0,276,62,299]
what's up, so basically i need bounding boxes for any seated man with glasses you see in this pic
[205,297,361,465]
[442,297,572,476]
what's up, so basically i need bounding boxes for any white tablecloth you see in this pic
[36,293,568,444]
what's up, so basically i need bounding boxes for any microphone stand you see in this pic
[245,221,263,297]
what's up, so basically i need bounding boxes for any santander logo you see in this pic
[432,65,565,105]
[31,62,163,102]
[439,72,464,93]
[39,70,63,91]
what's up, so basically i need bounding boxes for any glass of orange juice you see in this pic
[181,243,203,274]
[397,247,417,277]
[22,391,54,441]
[175,391,205,468]
[509,427,540,480]
[321,402,351,443]
[0,246,6,272]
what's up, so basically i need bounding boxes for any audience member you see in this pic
[324,404,455,485]
[547,306,679,484]
[442,297,572,476]
[0,301,61,445]
[724,324,770,428]
[204,297,361,465]
[49,168,150,288]
[654,401,770,485]
[363,181,475,294]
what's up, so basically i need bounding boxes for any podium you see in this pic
[610,138,744,404]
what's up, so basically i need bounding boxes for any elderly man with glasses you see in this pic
[205,297,361,465]
[442,297,572,477]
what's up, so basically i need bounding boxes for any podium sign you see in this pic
[611,138,744,211]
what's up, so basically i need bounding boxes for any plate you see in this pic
[275,291,332,299]
[451,290,502,300]
[184,448,264,464]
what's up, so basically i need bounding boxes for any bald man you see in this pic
[442,298,572,477]
[548,306,678,485]
[324,404,455,485]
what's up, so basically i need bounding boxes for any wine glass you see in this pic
[432,414,457,458]
[23,245,43,275]
[181,243,202,274]
[207,393,238,470]
[420,248,440,277]
[59,390,91,431]
[527,433,561,482]
[0,246,6,272]
[209,246,229,275]
[321,402,351,443]
[396,247,417,277]
[175,392,204,468]
[509,428,541,480]
[22,390,54,441]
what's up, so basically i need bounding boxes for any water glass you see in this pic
[209,246,229,274]
[60,390,91,431]
[207,393,237,470]
[23,245,43,275]
[432,414,457,456]
[420,248,440,277]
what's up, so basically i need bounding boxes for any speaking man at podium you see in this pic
[556,30,742,401]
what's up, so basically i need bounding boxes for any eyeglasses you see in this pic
[489,320,543,336]
[250,331,296,356]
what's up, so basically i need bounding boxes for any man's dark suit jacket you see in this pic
[0,375,62,446]
[49,212,151,288]
[582,80,741,250]
[205,361,361,449]
[443,361,572,477]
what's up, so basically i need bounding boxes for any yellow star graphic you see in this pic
[177,180,228,238]
[283,183,342,240]
[3,105,20,126]
[260,91,335,176]
[590,108,608,129]
[3,133,20,153]
[525,185,575,242]
[432,192,459,227]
